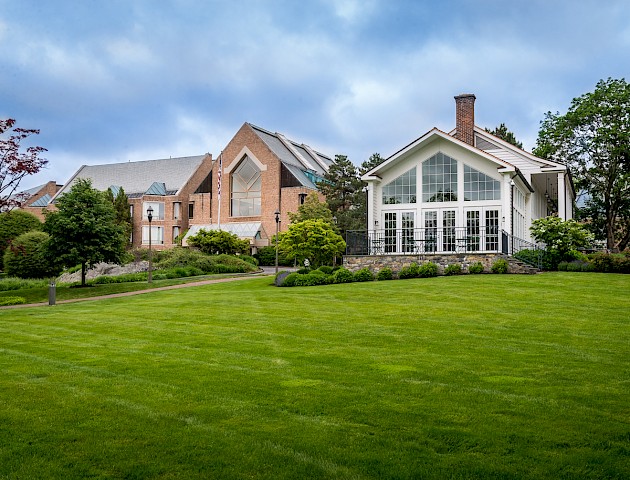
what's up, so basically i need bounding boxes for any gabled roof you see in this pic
[29,194,52,207]
[362,128,517,180]
[53,155,209,201]
[247,123,332,187]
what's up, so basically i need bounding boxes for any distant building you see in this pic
[15,181,62,221]
[51,122,332,251]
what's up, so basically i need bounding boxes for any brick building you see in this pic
[183,122,332,251]
[16,181,62,221]
[48,122,332,251]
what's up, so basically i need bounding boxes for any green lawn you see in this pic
[1,273,629,479]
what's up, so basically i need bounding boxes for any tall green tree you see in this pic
[287,192,333,224]
[278,219,346,268]
[485,123,523,149]
[106,187,133,246]
[44,179,126,286]
[359,153,386,175]
[3,231,61,279]
[0,210,42,261]
[534,78,630,251]
[318,155,365,233]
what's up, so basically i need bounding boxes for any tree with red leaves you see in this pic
[0,118,48,211]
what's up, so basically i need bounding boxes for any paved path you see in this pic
[1,272,273,310]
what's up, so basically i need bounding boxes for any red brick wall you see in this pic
[454,94,476,146]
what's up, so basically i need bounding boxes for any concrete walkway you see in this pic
[1,272,273,310]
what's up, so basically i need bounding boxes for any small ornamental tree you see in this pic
[3,231,61,279]
[287,192,334,225]
[0,210,42,261]
[187,229,250,255]
[43,179,127,286]
[278,219,346,268]
[0,118,48,211]
[530,216,593,269]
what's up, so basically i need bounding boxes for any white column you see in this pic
[557,172,566,220]
[366,184,374,230]
[503,175,513,235]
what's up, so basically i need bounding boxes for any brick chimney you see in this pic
[454,94,476,146]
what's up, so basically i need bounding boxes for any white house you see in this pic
[359,94,574,256]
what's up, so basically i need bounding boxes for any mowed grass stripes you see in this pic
[1,273,629,479]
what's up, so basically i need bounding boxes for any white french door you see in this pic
[382,211,416,253]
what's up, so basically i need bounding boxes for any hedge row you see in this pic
[276,259,509,287]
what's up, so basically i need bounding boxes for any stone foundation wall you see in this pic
[343,253,537,275]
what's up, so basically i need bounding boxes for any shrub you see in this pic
[353,268,374,282]
[317,266,334,275]
[530,216,594,270]
[279,272,299,287]
[0,210,42,261]
[468,262,484,274]
[418,262,438,278]
[237,255,258,267]
[254,246,292,267]
[296,267,311,275]
[566,260,590,272]
[0,277,49,291]
[3,231,61,279]
[491,258,509,274]
[376,267,393,281]
[513,249,553,270]
[0,296,26,306]
[399,262,420,279]
[332,268,354,284]
[187,229,250,255]
[293,273,332,286]
[444,264,463,276]
[590,252,630,274]
[557,261,569,271]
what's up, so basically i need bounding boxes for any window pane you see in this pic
[464,164,501,201]
[422,153,458,202]
[381,167,417,204]
[231,156,261,216]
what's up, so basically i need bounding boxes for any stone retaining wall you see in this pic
[343,254,537,275]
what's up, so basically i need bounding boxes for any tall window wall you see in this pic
[231,156,262,217]
[422,153,457,202]
[382,167,416,204]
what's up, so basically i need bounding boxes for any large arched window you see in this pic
[231,156,261,216]
[422,152,457,202]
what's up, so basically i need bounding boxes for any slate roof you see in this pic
[248,123,332,187]
[54,155,208,200]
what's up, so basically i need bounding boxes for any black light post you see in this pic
[147,206,153,283]
[274,209,281,274]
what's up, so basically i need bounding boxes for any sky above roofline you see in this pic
[2,0,629,191]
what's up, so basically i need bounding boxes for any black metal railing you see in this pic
[500,231,545,269]
[346,227,502,256]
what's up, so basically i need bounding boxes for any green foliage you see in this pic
[530,216,594,269]
[106,187,132,246]
[491,258,509,274]
[253,246,292,267]
[484,123,523,149]
[359,153,386,176]
[278,272,299,287]
[514,248,554,270]
[43,179,126,286]
[534,78,630,252]
[3,231,61,279]
[0,210,42,261]
[468,262,484,274]
[318,154,365,232]
[0,295,26,306]
[237,255,258,267]
[418,262,438,278]
[0,276,49,291]
[317,265,334,275]
[399,262,420,279]
[444,264,463,276]
[287,191,333,225]
[353,268,374,282]
[187,229,250,255]
[589,252,630,273]
[292,272,332,287]
[278,219,345,268]
[332,267,354,284]
[376,267,393,281]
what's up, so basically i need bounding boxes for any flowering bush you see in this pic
[530,216,593,269]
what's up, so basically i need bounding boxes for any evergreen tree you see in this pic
[485,123,523,149]
[106,187,133,246]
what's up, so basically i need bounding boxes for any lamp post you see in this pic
[147,206,153,283]
[274,209,281,274]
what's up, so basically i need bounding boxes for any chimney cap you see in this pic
[454,93,476,100]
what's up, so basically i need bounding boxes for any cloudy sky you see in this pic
[2,0,629,191]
